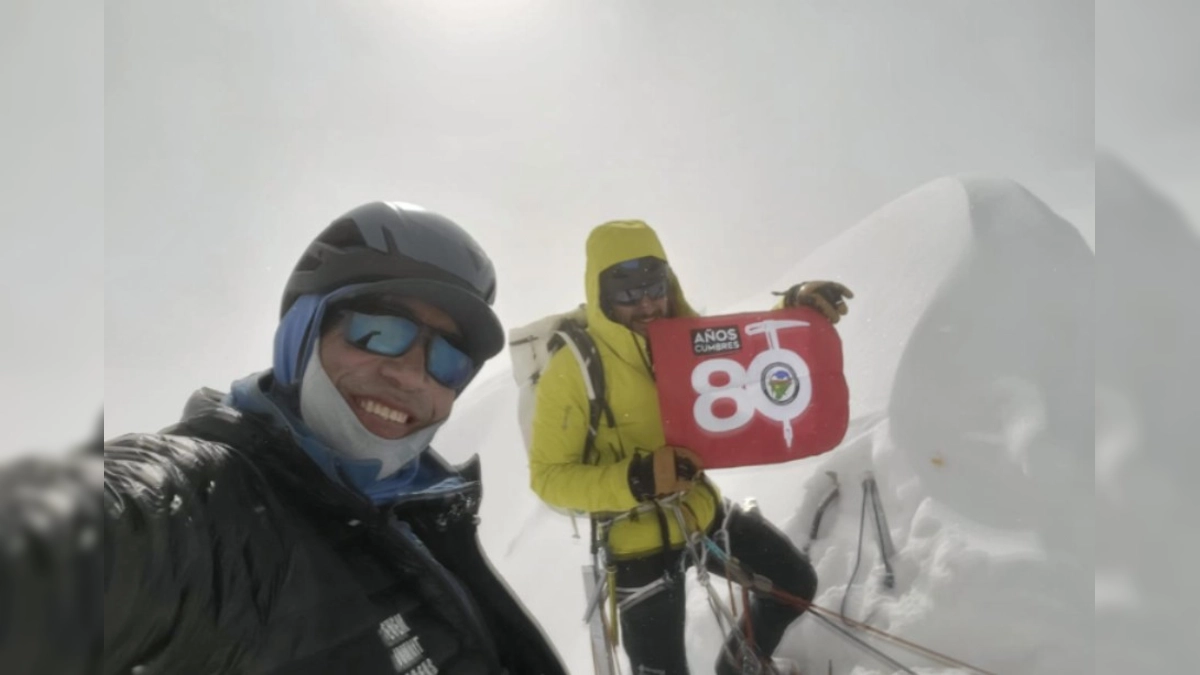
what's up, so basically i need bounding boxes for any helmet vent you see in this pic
[466,246,483,272]
[294,241,343,272]
[294,254,321,272]
[380,227,400,255]
[320,218,369,249]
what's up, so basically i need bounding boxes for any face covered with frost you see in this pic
[315,295,471,439]
[601,257,673,337]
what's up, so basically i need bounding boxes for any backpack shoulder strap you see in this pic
[551,321,614,465]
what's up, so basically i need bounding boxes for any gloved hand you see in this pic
[777,280,854,324]
[628,446,704,501]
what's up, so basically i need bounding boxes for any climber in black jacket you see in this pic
[103,202,568,675]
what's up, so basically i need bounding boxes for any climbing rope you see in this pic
[702,537,999,675]
[591,493,998,675]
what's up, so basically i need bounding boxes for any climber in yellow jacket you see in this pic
[529,220,853,675]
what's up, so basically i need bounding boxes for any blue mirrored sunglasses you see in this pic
[341,311,475,390]
[609,279,669,306]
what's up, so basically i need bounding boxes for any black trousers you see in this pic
[614,501,817,675]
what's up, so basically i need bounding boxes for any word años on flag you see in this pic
[691,326,742,355]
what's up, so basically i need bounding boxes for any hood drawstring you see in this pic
[633,333,655,382]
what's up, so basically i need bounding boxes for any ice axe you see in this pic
[803,471,841,555]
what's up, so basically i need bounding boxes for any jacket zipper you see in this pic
[388,520,502,669]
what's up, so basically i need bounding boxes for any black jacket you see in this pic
[0,447,103,675]
[103,390,566,675]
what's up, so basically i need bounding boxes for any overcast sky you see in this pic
[3,1,1100,444]
[100,0,1097,437]
[1,0,103,455]
[1097,0,1200,217]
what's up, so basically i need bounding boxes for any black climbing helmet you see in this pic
[282,201,504,363]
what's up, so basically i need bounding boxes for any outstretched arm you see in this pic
[0,444,103,674]
[103,434,204,674]
[102,432,278,675]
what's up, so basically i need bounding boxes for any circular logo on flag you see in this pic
[761,362,799,405]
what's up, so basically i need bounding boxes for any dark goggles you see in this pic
[602,257,670,306]
[340,310,475,390]
[608,279,669,306]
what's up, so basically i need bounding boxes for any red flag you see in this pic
[646,307,849,469]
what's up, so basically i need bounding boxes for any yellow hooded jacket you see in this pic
[529,221,721,559]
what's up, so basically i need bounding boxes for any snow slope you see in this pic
[434,175,1094,674]
[1094,154,1200,673]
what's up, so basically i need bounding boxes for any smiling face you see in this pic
[609,293,672,337]
[317,296,459,439]
[599,257,674,337]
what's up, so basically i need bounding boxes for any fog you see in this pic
[103,0,1093,436]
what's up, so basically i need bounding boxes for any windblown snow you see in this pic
[435,175,1095,675]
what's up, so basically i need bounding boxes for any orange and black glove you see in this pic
[628,446,704,501]
[777,280,854,324]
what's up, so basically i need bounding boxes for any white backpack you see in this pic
[508,304,614,521]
